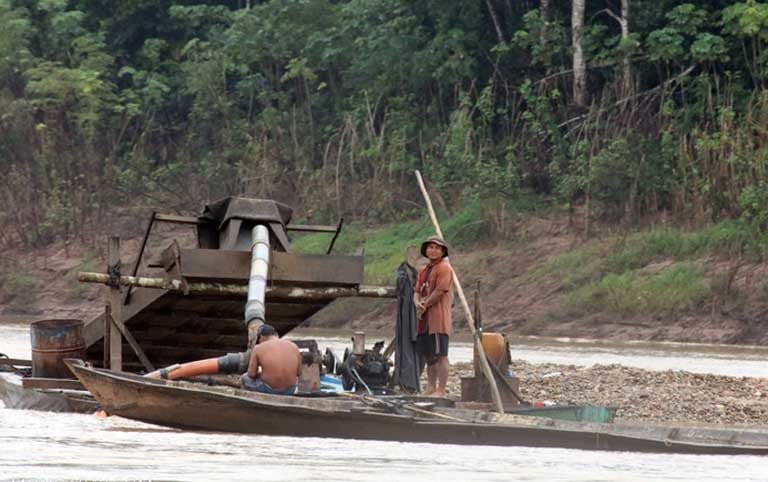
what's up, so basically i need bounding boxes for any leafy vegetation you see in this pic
[0,269,40,309]
[540,220,768,315]
[567,262,709,316]
[5,1,768,259]
[291,201,493,283]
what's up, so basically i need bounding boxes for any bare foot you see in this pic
[433,390,447,398]
[423,389,435,396]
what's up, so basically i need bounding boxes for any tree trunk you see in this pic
[485,0,505,44]
[620,0,631,96]
[540,0,551,52]
[572,0,587,107]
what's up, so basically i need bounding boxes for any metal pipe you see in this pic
[77,272,397,298]
[145,352,250,379]
[245,225,270,344]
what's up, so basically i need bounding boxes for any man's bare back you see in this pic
[247,338,301,389]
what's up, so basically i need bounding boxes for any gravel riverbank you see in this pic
[444,360,768,426]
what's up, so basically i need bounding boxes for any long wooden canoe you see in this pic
[65,360,768,455]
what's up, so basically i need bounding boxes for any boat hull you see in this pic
[66,361,768,455]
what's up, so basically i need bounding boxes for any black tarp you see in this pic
[393,262,422,392]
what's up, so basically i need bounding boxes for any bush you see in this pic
[568,262,708,316]
[0,271,40,309]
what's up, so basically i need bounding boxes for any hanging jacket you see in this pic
[394,262,422,392]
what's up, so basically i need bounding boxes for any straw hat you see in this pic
[420,236,450,258]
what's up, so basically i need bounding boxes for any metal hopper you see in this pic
[79,196,393,373]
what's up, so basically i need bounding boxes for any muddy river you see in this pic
[1,323,766,481]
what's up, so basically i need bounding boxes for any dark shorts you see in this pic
[241,374,296,395]
[418,333,449,361]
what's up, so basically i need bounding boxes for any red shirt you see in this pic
[414,258,453,335]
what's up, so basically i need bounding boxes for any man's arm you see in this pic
[247,347,261,378]
[420,264,452,308]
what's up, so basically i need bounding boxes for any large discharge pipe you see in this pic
[145,351,249,379]
[245,224,270,347]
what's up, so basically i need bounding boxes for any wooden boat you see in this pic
[66,360,768,455]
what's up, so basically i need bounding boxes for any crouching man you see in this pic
[241,324,301,395]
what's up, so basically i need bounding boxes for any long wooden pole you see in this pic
[414,170,505,414]
[78,272,396,298]
[107,236,123,371]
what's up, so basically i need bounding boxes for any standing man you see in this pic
[241,324,301,395]
[414,236,453,397]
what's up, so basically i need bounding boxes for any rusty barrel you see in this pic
[30,319,86,378]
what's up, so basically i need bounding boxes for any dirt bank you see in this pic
[2,213,767,345]
[313,215,768,346]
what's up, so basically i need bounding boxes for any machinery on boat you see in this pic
[1,196,396,408]
[76,196,392,373]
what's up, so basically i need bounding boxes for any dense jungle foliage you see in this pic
[3,0,768,253]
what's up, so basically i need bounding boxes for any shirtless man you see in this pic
[241,324,301,395]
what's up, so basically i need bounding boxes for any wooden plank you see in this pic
[270,251,364,286]
[121,285,169,325]
[136,345,234,362]
[0,358,31,367]
[326,218,344,254]
[220,219,242,250]
[127,329,245,348]
[79,272,395,299]
[154,214,204,225]
[103,304,111,369]
[177,249,364,285]
[127,309,319,334]
[22,377,86,391]
[108,236,123,371]
[130,309,245,329]
[109,311,155,372]
[123,211,156,306]
[83,312,105,349]
[286,224,339,233]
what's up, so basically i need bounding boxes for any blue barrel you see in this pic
[30,319,86,378]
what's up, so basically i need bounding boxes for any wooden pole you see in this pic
[103,304,111,369]
[78,272,397,298]
[110,314,155,373]
[107,236,123,372]
[124,210,155,305]
[414,170,505,414]
[474,283,482,332]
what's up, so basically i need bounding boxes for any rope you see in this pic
[350,367,373,395]
[339,391,468,422]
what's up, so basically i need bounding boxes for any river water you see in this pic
[1,322,766,481]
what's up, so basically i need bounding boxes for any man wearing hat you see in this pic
[414,236,453,397]
[241,324,302,395]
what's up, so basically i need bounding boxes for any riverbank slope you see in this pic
[2,211,767,346]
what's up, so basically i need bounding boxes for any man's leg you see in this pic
[425,360,437,395]
[435,356,449,397]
